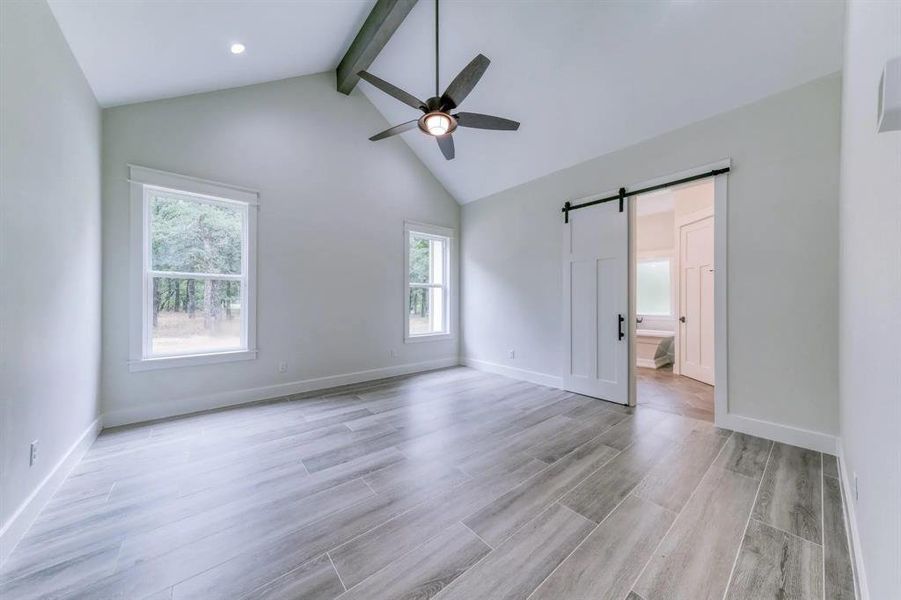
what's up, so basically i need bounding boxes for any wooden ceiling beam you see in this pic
[336,0,418,95]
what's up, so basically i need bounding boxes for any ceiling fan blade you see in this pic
[440,54,490,110]
[369,120,419,141]
[436,134,455,160]
[358,71,427,111]
[455,112,520,131]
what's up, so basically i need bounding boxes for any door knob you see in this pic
[679,316,686,323]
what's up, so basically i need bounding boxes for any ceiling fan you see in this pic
[358,0,520,160]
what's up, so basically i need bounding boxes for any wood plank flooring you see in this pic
[0,367,857,600]
[637,365,714,422]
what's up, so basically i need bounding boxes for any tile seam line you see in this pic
[821,452,826,600]
[719,438,775,600]
[532,422,724,600]
[327,552,348,592]
[523,484,650,600]
[625,430,737,597]
[468,435,625,548]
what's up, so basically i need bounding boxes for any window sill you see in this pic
[128,349,257,372]
[404,333,454,344]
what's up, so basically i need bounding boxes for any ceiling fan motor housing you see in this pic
[418,111,457,136]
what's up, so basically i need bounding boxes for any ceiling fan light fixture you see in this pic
[358,0,519,160]
[420,112,456,136]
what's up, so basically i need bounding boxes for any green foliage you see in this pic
[151,194,242,274]
[409,236,431,284]
[409,287,428,318]
[409,235,432,317]
[150,193,243,322]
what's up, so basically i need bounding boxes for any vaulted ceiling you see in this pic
[47,0,373,107]
[48,0,845,204]
[360,0,844,203]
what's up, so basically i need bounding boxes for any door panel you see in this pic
[570,260,594,378]
[563,199,628,404]
[679,215,714,385]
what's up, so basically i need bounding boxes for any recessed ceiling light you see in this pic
[230,43,246,55]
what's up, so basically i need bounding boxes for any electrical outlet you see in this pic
[853,473,859,502]
[277,361,288,373]
[29,440,39,467]
[508,349,515,359]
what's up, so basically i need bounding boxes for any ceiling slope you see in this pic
[360,0,844,203]
[47,0,375,107]
[48,1,844,204]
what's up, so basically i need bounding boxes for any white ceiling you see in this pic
[47,0,374,107]
[48,0,844,204]
[361,0,844,203]
[636,190,675,217]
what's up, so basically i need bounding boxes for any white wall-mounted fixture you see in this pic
[877,56,900,132]
[230,42,246,55]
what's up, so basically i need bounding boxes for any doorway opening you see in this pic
[632,178,715,421]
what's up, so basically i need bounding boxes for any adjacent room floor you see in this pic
[637,365,715,422]
[0,368,856,600]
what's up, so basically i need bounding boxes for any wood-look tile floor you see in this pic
[0,367,857,600]
[637,365,715,422]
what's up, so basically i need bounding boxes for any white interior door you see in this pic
[563,200,629,404]
[679,215,715,385]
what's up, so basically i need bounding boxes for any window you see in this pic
[637,257,673,316]
[405,222,453,341]
[129,166,258,370]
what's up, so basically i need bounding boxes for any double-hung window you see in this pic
[129,166,258,370]
[405,222,453,341]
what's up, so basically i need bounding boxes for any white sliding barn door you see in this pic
[563,200,629,404]
[679,215,715,385]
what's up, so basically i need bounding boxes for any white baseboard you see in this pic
[836,440,870,600]
[716,413,837,454]
[0,416,102,565]
[103,357,460,427]
[461,357,563,389]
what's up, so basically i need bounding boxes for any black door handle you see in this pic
[618,314,625,340]
[680,316,686,323]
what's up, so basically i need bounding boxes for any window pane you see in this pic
[151,192,243,274]
[637,259,671,316]
[409,235,431,284]
[151,277,243,356]
[430,239,445,285]
[409,287,445,335]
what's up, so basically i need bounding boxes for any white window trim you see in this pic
[128,165,259,371]
[636,250,676,319]
[404,221,455,343]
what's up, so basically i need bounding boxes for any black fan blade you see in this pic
[369,120,418,141]
[440,54,490,110]
[436,134,455,160]
[455,112,520,131]
[358,71,427,111]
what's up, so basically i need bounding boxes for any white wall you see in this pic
[462,74,841,443]
[636,211,675,253]
[0,0,102,561]
[838,1,901,598]
[101,73,460,425]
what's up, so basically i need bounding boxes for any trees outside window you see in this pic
[405,223,453,341]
